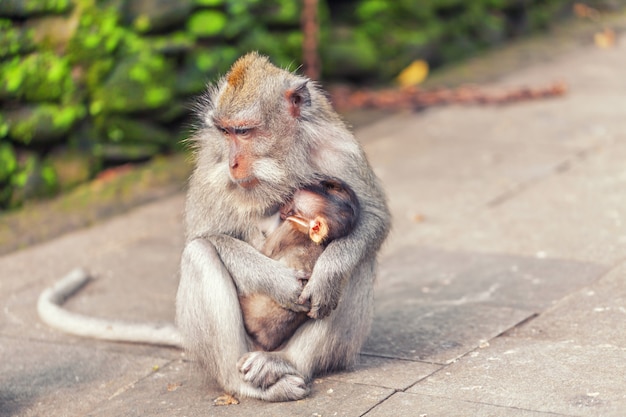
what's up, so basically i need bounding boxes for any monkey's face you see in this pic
[202,53,316,207]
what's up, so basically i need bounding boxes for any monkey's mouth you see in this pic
[235,177,260,189]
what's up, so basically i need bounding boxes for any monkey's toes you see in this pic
[237,351,297,389]
[263,374,310,402]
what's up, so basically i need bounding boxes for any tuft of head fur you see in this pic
[226,52,269,88]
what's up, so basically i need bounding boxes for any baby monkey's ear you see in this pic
[309,216,329,244]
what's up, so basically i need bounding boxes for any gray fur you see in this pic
[176,52,390,402]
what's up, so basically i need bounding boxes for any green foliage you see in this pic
[261,0,301,25]
[0,114,8,139]
[187,10,227,37]
[176,47,238,95]
[95,116,170,145]
[0,145,60,209]
[9,153,59,205]
[0,19,36,58]
[322,27,378,78]
[90,51,175,114]
[0,0,72,17]
[196,0,224,5]
[125,0,194,34]
[0,142,18,181]
[347,0,578,80]
[5,104,86,145]
[149,32,196,54]
[241,28,303,68]
[0,142,18,208]
[0,52,74,102]
[67,5,125,64]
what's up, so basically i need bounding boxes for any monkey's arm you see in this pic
[300,184,391,319]
[206,234,310,312]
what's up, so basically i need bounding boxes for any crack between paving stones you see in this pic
[358,389,399,417]
[391,392,576,416]
[498,312,540,337]
[359,351,448,366]
[486,145,600,208]
[83,358,177,414]
[397,311,543,394]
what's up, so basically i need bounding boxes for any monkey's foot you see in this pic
[237,352,309,401]
[260,374,309,402]
[237,351,303,390]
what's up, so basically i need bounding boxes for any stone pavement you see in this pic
[2,32,626,417]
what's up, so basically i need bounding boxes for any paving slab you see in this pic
[0,194,185,351]
[407,261,626,417]
[370,33,626,263]
[85,358,394,417]
[437,135,626,264]
[363,102,608,252]
[367,246,605,363]
[0,337,171,417]
[328,355,441,391]
[508,261,626,349]
[364,392,566,417]
[408,337,626,417]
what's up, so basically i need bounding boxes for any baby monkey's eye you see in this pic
[323,181,340,191]
[217,126,229,135]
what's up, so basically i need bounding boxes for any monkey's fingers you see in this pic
[294,269,311,281]
[307,303,331,320]
[299,282,340,319]
[291,297,311,312]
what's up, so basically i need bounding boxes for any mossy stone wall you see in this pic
[1,0,614,209]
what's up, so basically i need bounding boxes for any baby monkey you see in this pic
[240,177,360,351]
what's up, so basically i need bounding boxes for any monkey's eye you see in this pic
[233,127,252,138]
[217,126,229,136]
[323,181,340,191]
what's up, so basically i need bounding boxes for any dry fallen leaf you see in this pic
[594,28,616,48]
[396,60,429,88]
[167,382,182,392]
[214,393,240,406]
[573,3,600,19]
[413,213,426,223]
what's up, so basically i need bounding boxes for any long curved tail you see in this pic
[37,268,182,347]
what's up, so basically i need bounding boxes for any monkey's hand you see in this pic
[207,235,309,313]
[298,274,343,319]
[276,275,311,313]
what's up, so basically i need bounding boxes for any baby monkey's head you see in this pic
[281,178,360,244]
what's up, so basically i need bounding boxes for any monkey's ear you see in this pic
[286,82,311,118]
[309,216,329,244]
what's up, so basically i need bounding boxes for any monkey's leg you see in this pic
[177,239,309,402]
[285,259,375,378]
[238,259,375,400]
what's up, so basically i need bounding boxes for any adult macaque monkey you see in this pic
[176,52,390,402]
[241,177,361,352]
